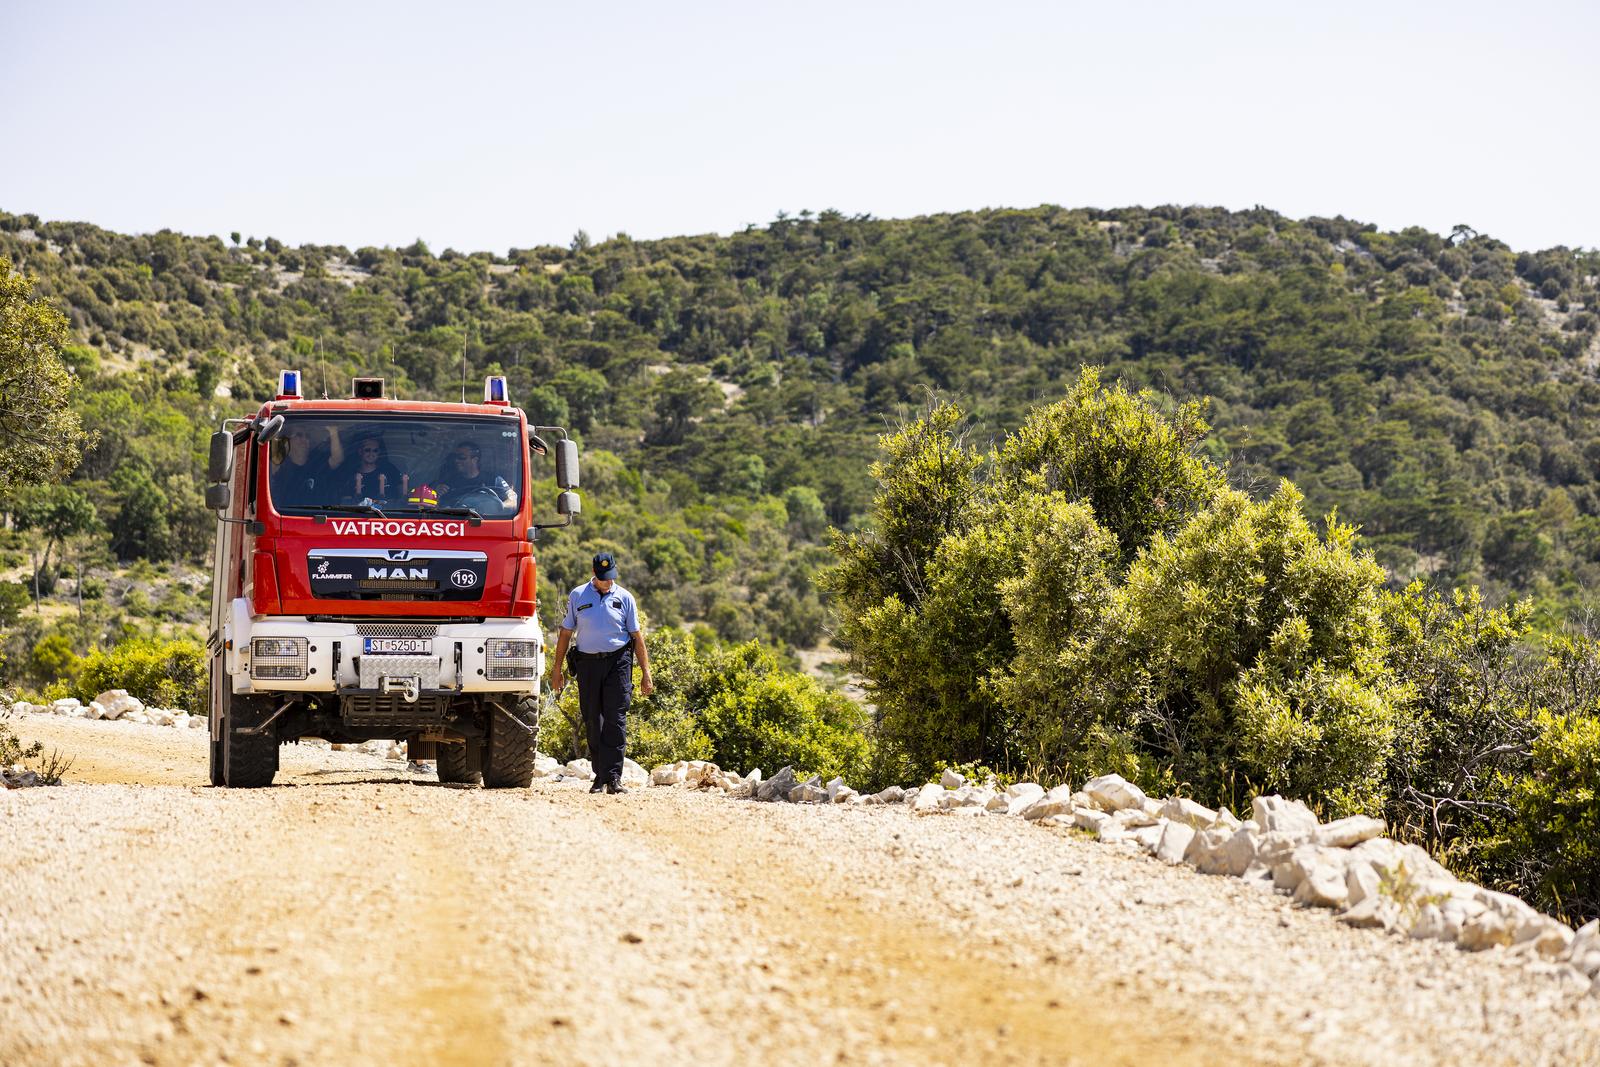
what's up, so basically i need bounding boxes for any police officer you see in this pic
[550,552,653,794]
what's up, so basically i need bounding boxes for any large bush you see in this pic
[75,638,206,711]
[542,626,867,781]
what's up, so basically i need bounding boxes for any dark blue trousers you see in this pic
[575,646,631,785]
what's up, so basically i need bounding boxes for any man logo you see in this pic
[368,566,429,580]
[450,569,478,589]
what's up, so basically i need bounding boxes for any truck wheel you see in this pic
[483,697,539,789]
[436,742,481,786]
[222,691,278,788]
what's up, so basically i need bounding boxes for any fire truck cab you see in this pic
[202,371,579,788]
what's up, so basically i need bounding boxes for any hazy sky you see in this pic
[3,1,1595,254]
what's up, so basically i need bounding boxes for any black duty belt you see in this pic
[572,647,628,660]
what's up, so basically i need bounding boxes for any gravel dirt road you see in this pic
[3,715,1598,1067]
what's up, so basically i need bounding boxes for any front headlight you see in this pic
[485,638,539,680]
[252,637,308,680]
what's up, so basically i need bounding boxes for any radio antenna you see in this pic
[461,332,468,404]
[319,336,329,399]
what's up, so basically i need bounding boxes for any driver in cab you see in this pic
[435,440,516,510]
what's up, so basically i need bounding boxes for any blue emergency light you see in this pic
[483,375,510,405]
[276,370,303,400]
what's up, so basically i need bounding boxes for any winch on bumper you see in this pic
[223,599,543,720]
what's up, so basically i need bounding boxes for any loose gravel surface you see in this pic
[3,716,1598,1066]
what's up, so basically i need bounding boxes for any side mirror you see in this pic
[208,431,234,484]
[256,414,285,442]
[555,439,580,489]
[204,483,230,510]
[556,491,581,516]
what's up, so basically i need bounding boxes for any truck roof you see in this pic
[257,398,524,418]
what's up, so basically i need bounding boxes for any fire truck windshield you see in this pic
[266,415,523,519]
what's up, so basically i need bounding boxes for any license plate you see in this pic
[363,638,432,656]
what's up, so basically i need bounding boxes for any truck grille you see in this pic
[356,623,439,638]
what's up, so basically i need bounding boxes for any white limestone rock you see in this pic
[1073,808,1112,834]
[1339,896,1399,930]
[1020,785,1077,822]
[1131,823,1166,852]
[564,758,595,779]
[96,690,145,721]
[756,766,797,802]
[789,783,828,804]
[939,768,965,790]
[1293,855,1351,908]
[1185,827,1237,875]
[1313,815,1386,849]
[1251,795,1320,836]
[1112,806,1159,829]
[1003,783,1045,815]
[87,701,110,721]
[1082,774,1148,813]
[1220,828,1261,878]
[50,698,83,716]
[187,715,206,729]
[911,784,946,815]
[1210,806,1242,832]
[1160,797,1218,829]
[1564,921,1600,977]
[1345,860,1381,908]
[621,759,648,786]
[874,785,905,805]
[960,788,995,810]
[1272,844,1348,895]
[985,792,1011,813]
[1154,821,1196,865]
[652,762,687,786]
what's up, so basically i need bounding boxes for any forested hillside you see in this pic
[2,203,1599,659]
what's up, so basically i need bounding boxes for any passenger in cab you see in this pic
[270,424,343,508]
[339,434,406,503]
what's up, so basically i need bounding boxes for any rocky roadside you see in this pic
[644,758,1600,1004]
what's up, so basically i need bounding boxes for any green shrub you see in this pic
[1098,484,1404,813]
[695,640,871,782]
[1499,709,1600,920]
[76,638,206,711]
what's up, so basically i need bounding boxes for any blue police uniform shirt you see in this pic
[561,581,639,653]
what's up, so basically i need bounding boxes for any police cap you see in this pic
[593,552,618,580]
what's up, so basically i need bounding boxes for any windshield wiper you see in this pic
[427,506,483,526]
[303,502,389,519]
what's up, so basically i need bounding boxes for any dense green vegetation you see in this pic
[1,202,1597,917]
[827,383,1600,921]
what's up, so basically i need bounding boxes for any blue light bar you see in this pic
[277,370,302,399]
[483,375,509,405]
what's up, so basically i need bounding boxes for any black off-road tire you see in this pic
[436,742,481,786]
[482,697,539,789]
[222,691,278,788]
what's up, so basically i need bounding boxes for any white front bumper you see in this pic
[225,598,543,695]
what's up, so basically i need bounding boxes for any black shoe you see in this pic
[605,781,629,794]
[589,780,606,793]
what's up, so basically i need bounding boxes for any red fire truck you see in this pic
[202,370,579,788]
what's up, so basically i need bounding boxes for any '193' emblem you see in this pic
[450,569,478,589]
